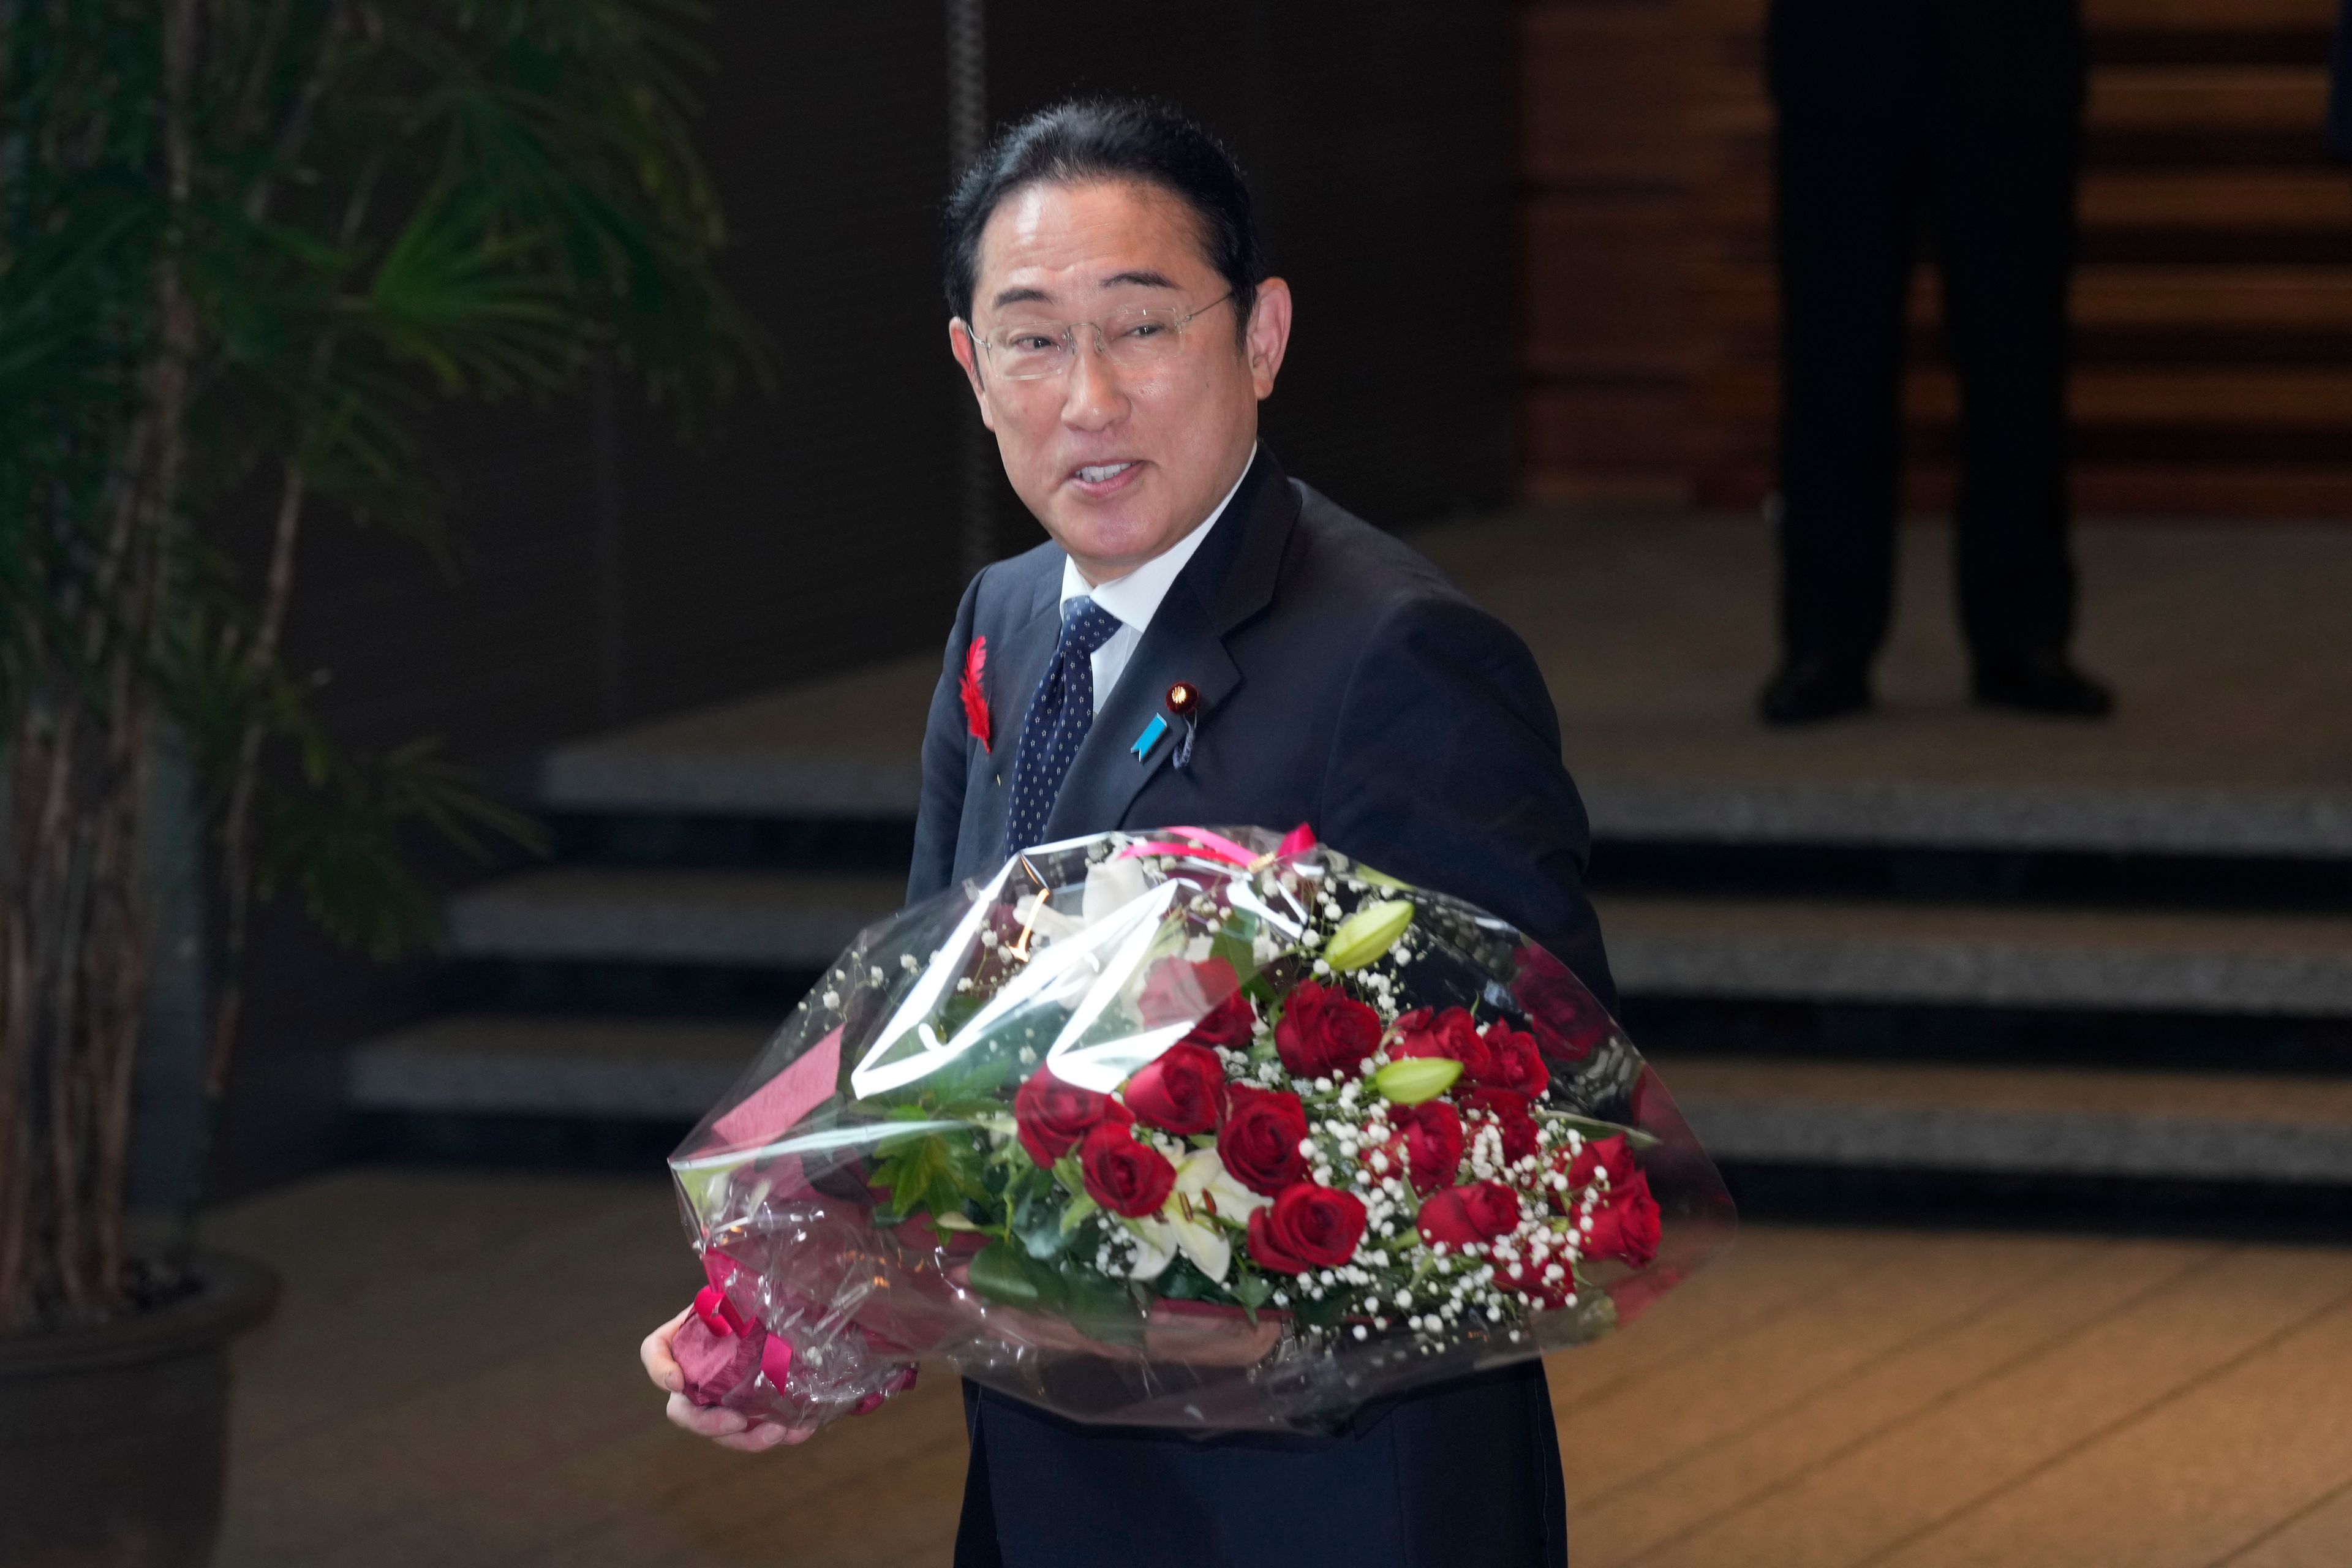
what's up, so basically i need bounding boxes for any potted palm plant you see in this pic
[0,3,755,1561]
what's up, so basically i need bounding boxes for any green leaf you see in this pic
[1151,1255,1232,1305]
[1288,1291,1351,1331]
[1228,1268,1273,1313]
[1209,926,1262,984]
[867,1128,989,1226]
[1547,1114,1661,1150]
[1056,1262,1147,1346]
[967,1241,1063,1312]
[1012,1189,1069,1261]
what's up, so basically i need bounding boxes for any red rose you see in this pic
[1121,1042,1228,1136]
[1246,1183,1368,1274]
[1582,1169,1662,1267]
[1511,944,1613,1064]
[1461,1088,1540,1164]
[1479,1022,1550,1098]
[1137,957,1257,1048]
[1014,1066,1133,1169]
[1390,1006,1494,1084]
[1274,981,1382,1079]
[1189,989,1257,1048]
[1079,1121,1177,1218]
[1564,1133,1637,1191]
[1217,1084,1310,1196]
[1415,1181,1523,1248]
[1387,1101,1464,1189]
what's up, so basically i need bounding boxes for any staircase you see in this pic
[344,508,2352,1232]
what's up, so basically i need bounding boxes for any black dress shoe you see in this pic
[1759,655,1872,725]
[1971,651,2114,718]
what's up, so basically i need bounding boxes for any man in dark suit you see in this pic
[1760,0,2113,725]
[649,99,1610,1567]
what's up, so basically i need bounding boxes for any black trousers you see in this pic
[952,1363,1567,1568]
[1769,0,2086,666]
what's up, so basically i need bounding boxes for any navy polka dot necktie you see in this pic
[1005,595,1124,853]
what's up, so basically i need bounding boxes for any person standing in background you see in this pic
[1758,0,2114,725]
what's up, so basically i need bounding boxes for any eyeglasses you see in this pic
[969,292,1235,382]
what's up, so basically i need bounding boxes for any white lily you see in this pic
[1081,857,1151,924]
[1121,1148,1270,1283]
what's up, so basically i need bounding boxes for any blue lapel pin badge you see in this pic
[1130,713,1168,761]
[1165,681,1200,769]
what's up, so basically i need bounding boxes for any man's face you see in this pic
[950,179,1292,584]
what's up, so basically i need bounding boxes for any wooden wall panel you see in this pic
[1518,0,1699,488]
[1525,383,1694,482]
[1523,194,1695,380]
[1521,4,1700,186]
[1520,0,2352,516]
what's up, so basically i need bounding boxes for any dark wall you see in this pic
[217,4,962,1191]
[986,0,1518,527]
[257,2,1519,796]
[275,5,963,788]
[214,2,1518,1193]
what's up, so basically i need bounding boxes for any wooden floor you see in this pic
[209,1169,2352,1567]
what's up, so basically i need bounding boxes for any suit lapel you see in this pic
[970,565,1064,869]
[1044,578,1235,840]
[1042,450,1298,841]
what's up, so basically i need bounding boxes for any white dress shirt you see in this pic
[1058,446,1257,714]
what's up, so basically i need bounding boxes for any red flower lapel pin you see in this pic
[960,635,991,752]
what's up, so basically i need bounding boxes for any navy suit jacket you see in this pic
[908,450,1607,1568]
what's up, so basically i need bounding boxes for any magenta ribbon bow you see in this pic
[679,1255,917,1415]
[685,1260,795,1394]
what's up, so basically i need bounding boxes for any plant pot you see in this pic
[0,1250,279,1568]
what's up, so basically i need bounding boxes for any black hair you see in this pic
[943,97,1265,342]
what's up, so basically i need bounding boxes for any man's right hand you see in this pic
[640,1306,818,1453]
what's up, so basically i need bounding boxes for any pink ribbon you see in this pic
[692,1283,746,1337]
[682,1253,912,1416]
[1114,823,1317,867]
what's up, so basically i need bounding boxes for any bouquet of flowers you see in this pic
[667,824,1732,1434]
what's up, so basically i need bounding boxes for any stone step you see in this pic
[339,1014,2352,1188]
[1583,780,2352,861]
[1604,896,2352,1017]
[1661,1055,2352,1186]
[346,1014,766,1120]
[447,868,905,968]
[540,659,936,820]
[445,867,2352,1021]
[542,677,2352,865]
[535,516,2352,867]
